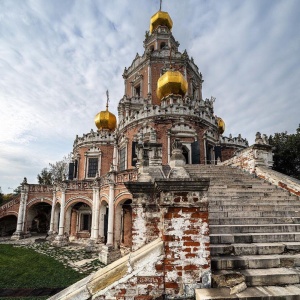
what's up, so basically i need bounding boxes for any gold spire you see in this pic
[94,90,117,131]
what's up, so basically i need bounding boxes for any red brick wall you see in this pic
[221,147,236,162]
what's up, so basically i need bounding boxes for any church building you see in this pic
[9,8,300,299]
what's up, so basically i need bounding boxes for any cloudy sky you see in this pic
[0,0,299,193]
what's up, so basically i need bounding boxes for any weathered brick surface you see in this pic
[161,192,210,297]
[125,181,210,298]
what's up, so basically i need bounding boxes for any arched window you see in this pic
[160,42,166,49]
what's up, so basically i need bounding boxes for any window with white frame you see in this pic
[87,157,98,178]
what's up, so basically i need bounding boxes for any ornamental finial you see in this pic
[106,90,109,110]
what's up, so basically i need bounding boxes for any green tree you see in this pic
[37,168,53,185]
[269,125,300,180]
[0,187,3,205]
[37,153,72,185]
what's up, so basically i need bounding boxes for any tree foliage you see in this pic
[37,168,53,185]
[269,125,300,180]
[37,154,72,185]
[0,187,18,205]
[0,187,3,205]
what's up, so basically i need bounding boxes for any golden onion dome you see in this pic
[94,93,117,133]
[150,11,173,34]
[95,109,116,131]
[217,117,225,135]
[157,70,188,100]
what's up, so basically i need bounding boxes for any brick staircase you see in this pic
[185,165,300,299]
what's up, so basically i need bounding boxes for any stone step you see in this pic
[208,191,294,197]
[208,194,295,199]
[210,242,300,257]
[210,200,299,206]
[209,204,300,212]
[209,217,300,225]
[209,210,300,218]
[210,182,273,187]
[210,232,300,244]
[195,285,300,300]
[213,268,300,287]
[211,253,300,270]
[210,224,300,234]
[211,242,300,256]
[242,268,300,286]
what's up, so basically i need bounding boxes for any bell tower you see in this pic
[121,7,203,109]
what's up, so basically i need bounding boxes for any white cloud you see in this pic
[0,0,299,193]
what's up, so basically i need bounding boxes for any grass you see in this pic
[0,244,86,289]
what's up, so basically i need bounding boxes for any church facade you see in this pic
[1,9,247,260]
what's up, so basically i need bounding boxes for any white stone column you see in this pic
[107,180,115,245]
[48,188,56,234]
[203,137,207,165]
[91,188,96,238]
[58,188,66,236]
[167,131,171,163]
[113,139,118,170]
[53,186,68,246]
[91,187,100,240]
[11,183,28,240]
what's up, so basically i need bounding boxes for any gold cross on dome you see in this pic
[106,90,109,110]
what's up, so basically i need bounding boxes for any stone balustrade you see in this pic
[118,100,217,131]
[28,184,53,193]
[0,196,20,217]
[73,130,115,149]
[220,135,249,148]
[220,141,300,197]
[256,166,300,197]
[221,143,273,174]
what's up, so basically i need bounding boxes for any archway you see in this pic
[99,200,109,243]
[115,198,133,251]
[27,203,51,233]
[66,201,92,239]
[0,215,17,236]
[121,200,132,248]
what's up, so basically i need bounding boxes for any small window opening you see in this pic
[160,42,166,49]
[119,147,126,171]
[134,85,141,97]
[182,146,189,164]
